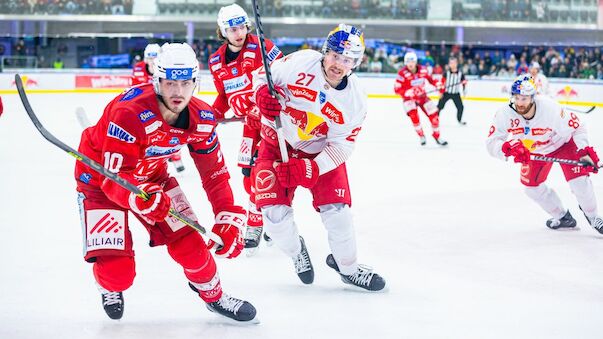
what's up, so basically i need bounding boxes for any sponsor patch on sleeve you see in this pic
[107,122,136,143]
[119,87,143,102]
[199,110,215,121]
[138,110,155,122]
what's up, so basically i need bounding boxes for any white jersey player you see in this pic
[529,62,550,97]
[486,74,602,232]
[251,24,386,291]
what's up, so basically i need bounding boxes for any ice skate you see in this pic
[434,136,448,146]
[97,283,124,320]
[206,293,257,323]
[326,254,386,292]
[580,206,603,234]
[419,136,426,146]
[244,225,263,256]
[546,210,577,230]
[293,236,314,284]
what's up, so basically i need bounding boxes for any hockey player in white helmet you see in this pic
[529,61,550,96]
[486,74,602,233]
[131,43,187,172]
[75,42,257,322]
[210,3,283,255]
[251,24,386,291]
[395,51,446,146]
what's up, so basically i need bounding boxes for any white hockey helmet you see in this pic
[529,61,540,70]
[511,74,536,97]
[143,43,161,59]
[217,4,250,36]
[153,42,199,94]
[404,52,418,64]
[321,24,365,68]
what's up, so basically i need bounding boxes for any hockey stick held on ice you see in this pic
[251,0,289,163]
[563,105,596,115]
[15,74,224,246]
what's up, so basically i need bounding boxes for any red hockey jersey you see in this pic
[75,83,234,214]
[394,64,440,100]
[208,34,282,119]
[131,61,152,86]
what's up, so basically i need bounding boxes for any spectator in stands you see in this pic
[53,58,64,69]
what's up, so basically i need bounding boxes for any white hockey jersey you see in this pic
[486,95,589,159]
[253,49,367,175]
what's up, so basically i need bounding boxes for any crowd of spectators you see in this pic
[0,0,133,15]
[452,0,598,23]
[356,43,603,80]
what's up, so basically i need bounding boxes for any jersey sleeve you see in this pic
[555,107,589,150]
[314,98,367,175]
[485,108,510,160]
[264,38,283,64]
[187,130,236,215]
[98,109,146,208]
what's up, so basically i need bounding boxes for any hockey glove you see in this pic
[577,146,600,173]
[207,206,246,259]
[502,139,531,164]
[274,158,320,188]
[256,84,285,118]
[245,105,262,130]
[128,183,171,224]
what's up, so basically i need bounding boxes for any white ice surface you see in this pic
[1,93,602,339]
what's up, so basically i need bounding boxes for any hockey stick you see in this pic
[251,0,289,163]
[531,154,602,170]
[75,107,92,129]
[217,116,245,124]
[564,105,596,114]
[14,74,224,246]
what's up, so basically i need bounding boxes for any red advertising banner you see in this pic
[75,75,131,89]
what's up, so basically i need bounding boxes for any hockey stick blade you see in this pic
[75,106,92,129]
[564,105,596,114]
[531,154,602,170]
[14,74,223,246]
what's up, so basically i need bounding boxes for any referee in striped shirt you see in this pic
[437,57,467,125]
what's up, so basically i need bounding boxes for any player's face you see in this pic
[513,94,534,116]
[159,79,195,113]
[225,24,248,48]
[449,59,458,70]
[407,60,417,71]
[529,68,538,77]
[323,50,355,84]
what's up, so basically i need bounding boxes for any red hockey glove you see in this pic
[577,146,600,173]
[207,206,246,259]
[256,84,284,118]
[502,139,531,164]
[128,183,171,223]
[245,105,262,130]
[275,158,320,188]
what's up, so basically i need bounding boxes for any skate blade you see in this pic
[340,281,389,294]
[208,313,261,326]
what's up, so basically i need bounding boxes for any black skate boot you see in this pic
[546,210,577,230]
[419,136,427,146]
[580,206,603,234]
[206,294,257,322]
[326,254,386,292]
[188,283,257,322]
[434,136,448,146]
[293,236,314,284]
[244,226,263,256]
[97,284,124,320]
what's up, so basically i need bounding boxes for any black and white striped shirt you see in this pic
[444,70,465,94]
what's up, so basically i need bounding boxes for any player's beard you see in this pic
[514,101,534,116]
[166,95,186,114]
[324,64,346,85]
[228,35,246,50]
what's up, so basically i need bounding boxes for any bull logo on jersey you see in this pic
[522,139,551,151]
[284,106,329,141]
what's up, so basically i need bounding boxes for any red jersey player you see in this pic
[209,3,282,255]
[75,43,256,322]
[394,52,447,146]
[132,43,186,172]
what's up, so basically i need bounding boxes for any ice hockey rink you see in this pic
[1,91,602,339]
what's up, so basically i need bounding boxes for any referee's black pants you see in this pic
[437,92,464,122]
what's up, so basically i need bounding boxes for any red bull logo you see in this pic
[284,106,329,141]
[556,85,578,98]
[11,75,38,87]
